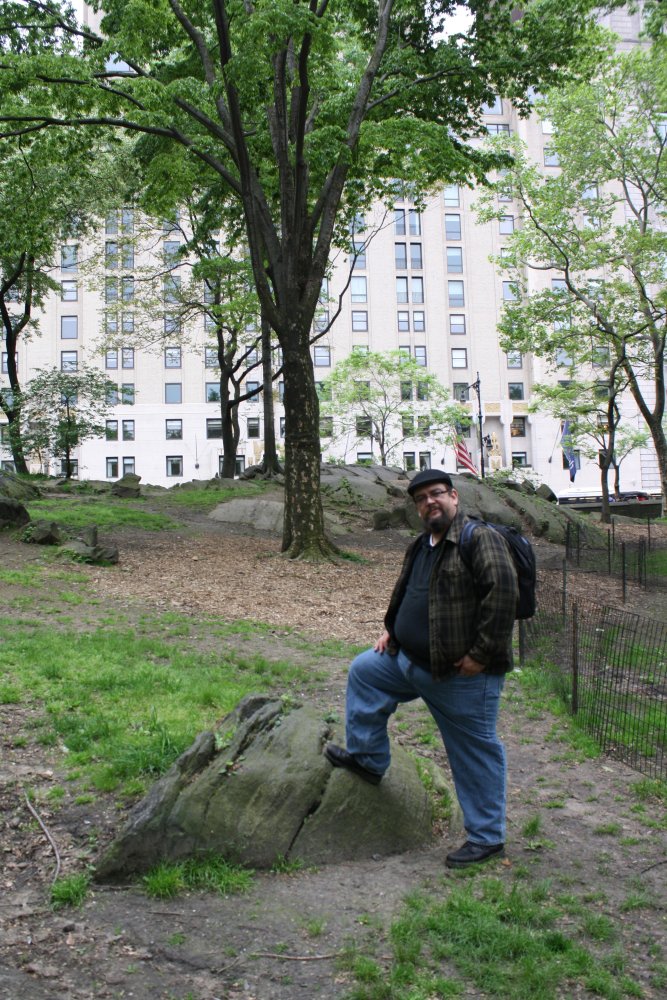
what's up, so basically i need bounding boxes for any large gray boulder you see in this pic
[96,695,453,878]
[0,496,30,529]
[0,468,40,501]
[111,473,141,498]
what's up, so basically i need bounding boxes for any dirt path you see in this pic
[1,519,666,999]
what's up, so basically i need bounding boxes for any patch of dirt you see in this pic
[1,512,666,1000]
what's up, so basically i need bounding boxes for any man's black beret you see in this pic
[407,469,454,496]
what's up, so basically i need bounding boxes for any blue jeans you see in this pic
[345,647,506,845]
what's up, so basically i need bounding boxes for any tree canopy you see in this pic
[0,0,607,553]
[479,46,667,499]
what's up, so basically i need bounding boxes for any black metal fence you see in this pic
[564,520,667,596]
[519,582,667,781]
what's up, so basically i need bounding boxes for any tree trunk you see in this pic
[0,322,29,475]
[219,378,240,480]
[281,327,337,559]
[260,313,282,476]
[599,461,612,524]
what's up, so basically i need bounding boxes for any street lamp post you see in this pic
[460,371,485,479]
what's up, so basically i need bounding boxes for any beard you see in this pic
[421,509,454,535]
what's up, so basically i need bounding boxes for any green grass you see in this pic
[344,878,642,1000]
[142,856,254,898]
[51,872,90,909]
[150,481,270,511]
[0,614,310,794]
[26,497,176,532]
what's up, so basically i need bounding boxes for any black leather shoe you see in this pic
[324,744,383,785]
[445,841,505,868]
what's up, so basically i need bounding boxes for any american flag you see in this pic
[454,436,480,476]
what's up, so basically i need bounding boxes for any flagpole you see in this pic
[459,373,485,479]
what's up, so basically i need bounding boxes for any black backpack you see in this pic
[459,517,537,620]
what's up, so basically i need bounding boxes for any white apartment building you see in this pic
[0,6,660,493]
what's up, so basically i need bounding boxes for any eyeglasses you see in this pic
[413,488,450,507]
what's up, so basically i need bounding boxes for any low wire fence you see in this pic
[519,582,667,781]
[565,520,667,596]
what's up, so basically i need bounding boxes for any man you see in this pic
[325,468,519,868]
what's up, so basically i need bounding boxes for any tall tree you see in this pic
[21,365,115,478]
[0,126,116,472]
[321,349,465,467]
[479,47,667,500]
[0,0,605,554]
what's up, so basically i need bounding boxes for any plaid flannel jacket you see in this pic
[384,510,519,680]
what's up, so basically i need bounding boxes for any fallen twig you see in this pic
[251,951,339,961]
[22,788,61,884]
[641,859,667,873]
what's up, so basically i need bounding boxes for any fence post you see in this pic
[565,522,571,560]
[576,523,581,566]
[607,529,612,575]
[639,540,647,588]
[562,559,568,618]
[612,517,615,550]
[571,600,579,715]
[621,541,627,603]
[518,619,526,666]
[647,517,651,552]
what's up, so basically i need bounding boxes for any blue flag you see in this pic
[561,420,577,482]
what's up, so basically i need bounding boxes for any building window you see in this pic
[544,147,560,166]
[356,451,372,465]
[408,210,421,236]
[414,346,427,366]
[356,415,372,437]
[351,311,368,332]
[122,314,134,337]
[60,316,78,340]
[482,95,503,114]
[121,347,134,369]
[508,382,524,400]
[105,241,118,269]
[395,243,407,269]
[396,277,408,303]
[246,380,261,399]
[279,416,286,438]
[163,275,181,303]
[122,277,134,302]
[503,281,518,301]
[486,123,510,134]
[164,240,181,265]
[107,385,119,405]
[122,245,134,269]
[247,417,260,438]
[403,452,416,471]
[61,280,77,301]
[445,214,461,240]
[61,350,78,372]
[165,419,182,440]
[61,245,78,273]
[454,382,469,402]
[411,277,424,303]
[444,185,459,207]
[105,277,118,303]
[205,382,220,402]
[413,311,425,332]
[314,345,331,366]
[278,380,285,402]
[122,419,135,441]
[397,311,410,332]
[106,457,119,479]
[165,383,183,404]
[165,346,182,368]
[121,383,135,405]
[121,207,134,233]
[451,348,468,369]
[507,350,523,369]
[499,215,515,235]
[417,381,429,401]
[512,452,528,467]
[353,239,366,269]
[206,418,223,439]
[319,416,333,438]
[556,347,573,367]
[1,353,16,374]
[105,420,118,441]
[204,347,218,368]
[394,208,406,235]
[351,276,367,303]
[448,281,465,307]
[105,211,118,235]
[447,247,463,273]
[122,456,135,476]
[449,314,466,335]
[401,381,412,401]
[510,416,526,437]
[105,349,118,370]
[410,243,423,269]
[166,455,183,477]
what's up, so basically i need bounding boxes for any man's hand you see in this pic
[374,629,391,653]
[454,654,485,676]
